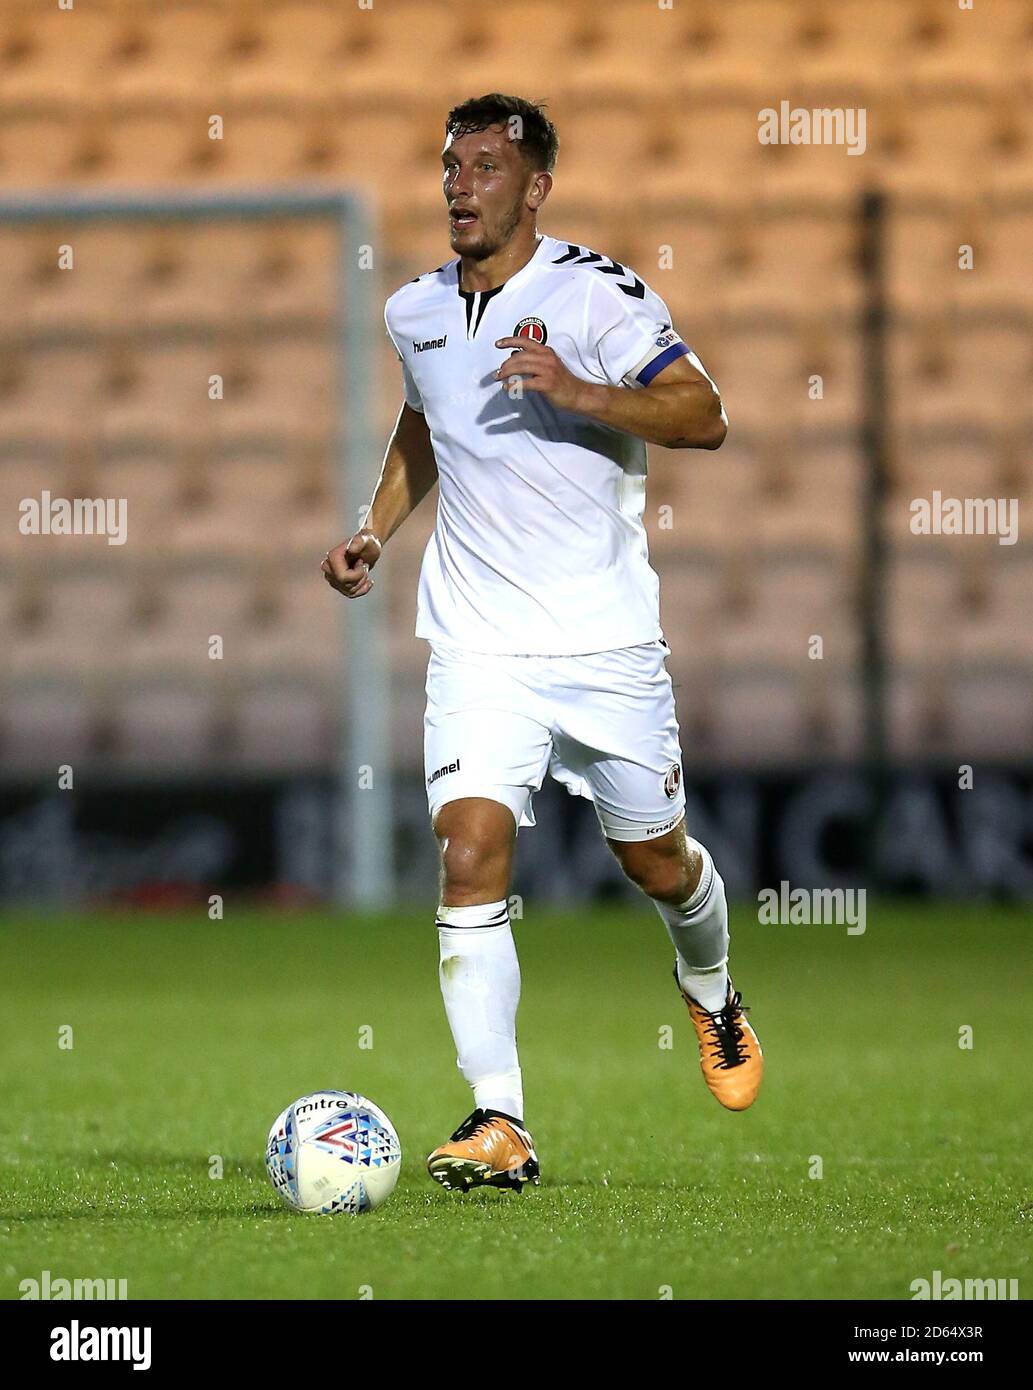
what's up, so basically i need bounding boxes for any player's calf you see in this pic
[612,824,764,1110]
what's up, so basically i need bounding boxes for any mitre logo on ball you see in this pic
[513,316,548,345]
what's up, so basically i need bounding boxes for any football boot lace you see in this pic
[700,992,751,1070]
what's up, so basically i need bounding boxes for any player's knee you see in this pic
[435,801,514,901]
[440,835,501,895]
[615,833,701,904]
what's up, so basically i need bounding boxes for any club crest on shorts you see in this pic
[513,316,548,345]
[664,764,682,799]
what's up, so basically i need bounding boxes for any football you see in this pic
[265,1090,401,1215]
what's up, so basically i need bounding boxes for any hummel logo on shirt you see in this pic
[414,336,447,352]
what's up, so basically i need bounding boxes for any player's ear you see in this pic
[527,170,553,212]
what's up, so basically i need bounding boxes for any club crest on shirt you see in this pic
[513,316,548,345]
[664,764,682,799]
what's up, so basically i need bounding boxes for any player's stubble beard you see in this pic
[450,197,524,262]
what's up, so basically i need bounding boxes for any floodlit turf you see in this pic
[1,901,1030,1301]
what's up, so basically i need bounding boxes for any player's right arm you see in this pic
[322,401,437,600]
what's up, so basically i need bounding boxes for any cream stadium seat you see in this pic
[234,683,330,769]
[709,669,810,764]
[886,552,959,666]
[948,670,1033,755]
[714,553,857,668]
[121,570,255,679]
[749,440,862,552]
[116,684,220,769]
[1,682,94,770]
[238,573,338,678]
[646,444,760,552]
[888,668,953,758]
[7,572,132,678]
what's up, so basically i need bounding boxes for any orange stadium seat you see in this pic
[0,4,113,104]
[985,99,1033,199]
[218,4,348,104]
[663,0,817,92]
[0,347,107,445]
[402,0,589,103]
[967,205,1033,310]
[875,91,998,199]
[0,111,74,185]
[888,323,1030,436]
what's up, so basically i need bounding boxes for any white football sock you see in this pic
[654,839,730,1013]
[436,900,523,1120]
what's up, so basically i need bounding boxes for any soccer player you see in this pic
[323,94,762,1193]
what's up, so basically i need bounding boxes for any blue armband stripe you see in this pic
[636,340,690,385]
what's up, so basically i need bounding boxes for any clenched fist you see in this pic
[322,528,383,599]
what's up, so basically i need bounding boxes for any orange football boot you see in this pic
[427,1109,539,1193]
[677,972,764,1111]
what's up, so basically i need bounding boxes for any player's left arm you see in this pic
[494,338,727,450]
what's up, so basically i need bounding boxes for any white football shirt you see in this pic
[384,232,710,655]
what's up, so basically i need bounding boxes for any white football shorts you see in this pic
[424,640,686,841]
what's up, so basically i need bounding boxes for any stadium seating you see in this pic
[0,0,1029,771]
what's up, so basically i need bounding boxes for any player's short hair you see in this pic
[445,94,559,173]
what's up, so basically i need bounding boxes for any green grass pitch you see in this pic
[1,901,1030,1301]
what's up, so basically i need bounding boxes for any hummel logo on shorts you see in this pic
[428,758,461,787]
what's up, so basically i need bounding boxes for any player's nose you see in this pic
[448,168,473,199]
